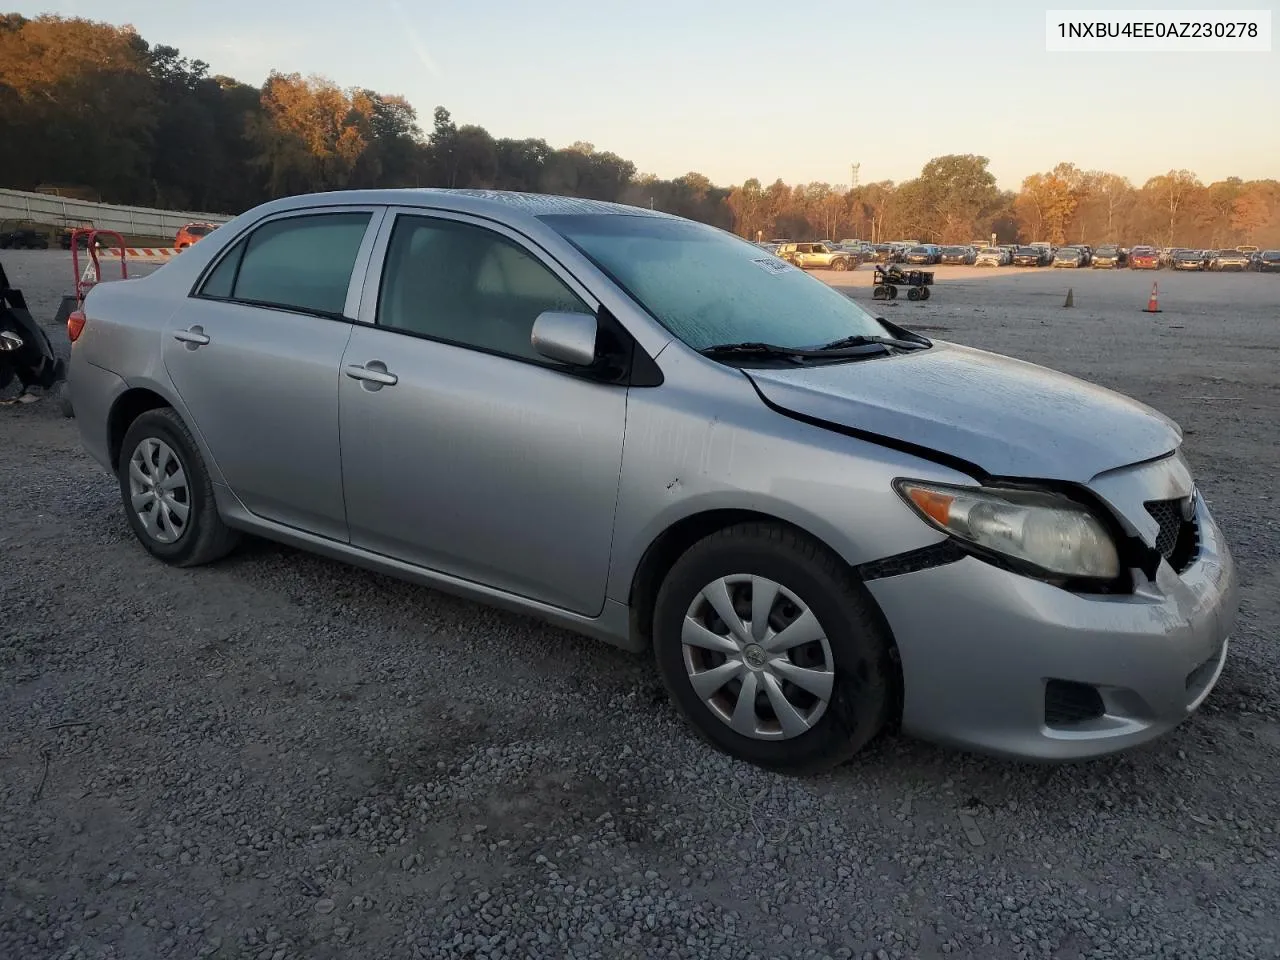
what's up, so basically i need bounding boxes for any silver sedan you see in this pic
[67,189,1238,772]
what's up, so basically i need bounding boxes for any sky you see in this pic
[14,0,1279,191]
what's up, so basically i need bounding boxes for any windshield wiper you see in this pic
[698,339,901,362]
[698,341,810,360]
[815,334,927,352]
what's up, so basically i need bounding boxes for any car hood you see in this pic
[746,341,1181,483]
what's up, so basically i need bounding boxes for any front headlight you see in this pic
[894,480,1121,580]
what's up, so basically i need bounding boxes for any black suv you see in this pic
[0,228,49,250]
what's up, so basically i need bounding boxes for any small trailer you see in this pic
[872,264,934,301]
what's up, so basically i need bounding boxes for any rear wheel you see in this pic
[117,407,240,567]
[653,523,892,773]
[907,287,921,301]
[832,258,849,272]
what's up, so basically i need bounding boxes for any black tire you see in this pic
[907,287,921,301]
[832,258,848,272]
[117,407,240,567]
[652,523,892,773]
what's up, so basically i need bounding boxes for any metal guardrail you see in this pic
[0,188,233,237]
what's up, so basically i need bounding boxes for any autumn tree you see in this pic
[1230,181,1276,244]
[1142,170,1203,247]
[2,13,1275,252]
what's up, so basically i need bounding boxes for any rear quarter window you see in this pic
[198,212,372,316]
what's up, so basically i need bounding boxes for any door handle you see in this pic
[345,362,398,386]
[173,326,210,346]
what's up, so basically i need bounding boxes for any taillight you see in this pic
[67,310,86,343]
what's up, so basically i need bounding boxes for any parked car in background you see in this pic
[66,187,1239,772]
[939,246,973,265]
[974,246,1010,266]
[1257,250,1280,273]
[1053,247,1085,268]
[1090,245,1126,268]
[1208,249,1250,271]
[1012,246,1044,267]
[1129,246,1160,269]
[1068,245,1093,266]
[175,222,218,250]
[904,245,940,265]
[0,227,50,249]
[1170,249,1207,271]
[775,242,859,272]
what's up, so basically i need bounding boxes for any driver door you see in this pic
[338,210,628,616]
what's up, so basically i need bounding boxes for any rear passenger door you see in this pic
[165,207,384,541]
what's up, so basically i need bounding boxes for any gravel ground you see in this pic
[2,250,1278,960]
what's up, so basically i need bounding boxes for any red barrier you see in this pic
[70,228,129,307]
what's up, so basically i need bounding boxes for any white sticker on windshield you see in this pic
[750,257,795,276]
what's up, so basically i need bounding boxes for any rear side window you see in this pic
[198,212,372,316]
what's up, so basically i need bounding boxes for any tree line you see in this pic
[2,14,1277,250]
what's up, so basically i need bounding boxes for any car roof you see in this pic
[245,188,678,226]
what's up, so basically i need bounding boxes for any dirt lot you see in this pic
[2,251,1278,960]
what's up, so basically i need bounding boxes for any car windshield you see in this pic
[187,224,213,236]
[1055,249,1077,257]
[1262,251,1280,260]
[942,247,964,254]
[1217,250,1241,257]
[1017,247,1037,254]
[908,246,930,254]
[540,213,887,351]
[1096,246,1117,254]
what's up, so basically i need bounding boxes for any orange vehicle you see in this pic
[174,222,218,250]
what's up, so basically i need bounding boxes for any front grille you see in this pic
[1144,497,1200,573]
[1045,680,1106,726]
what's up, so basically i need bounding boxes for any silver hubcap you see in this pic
[681,575,835,741]
[128,438,190,544]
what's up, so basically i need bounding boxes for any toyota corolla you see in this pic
[67,190,1239,772]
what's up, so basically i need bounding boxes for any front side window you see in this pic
[198,211,372,316]
[377,215,590,363]
[540,213,888,352]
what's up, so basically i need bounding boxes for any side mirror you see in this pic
[531,311,598,367]
[0,330,24,352]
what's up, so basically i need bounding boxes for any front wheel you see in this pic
[652,523,892,773]
[832,258,849,272]
[117,407,241,566]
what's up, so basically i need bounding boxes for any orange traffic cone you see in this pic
[1143,282,1161,313]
